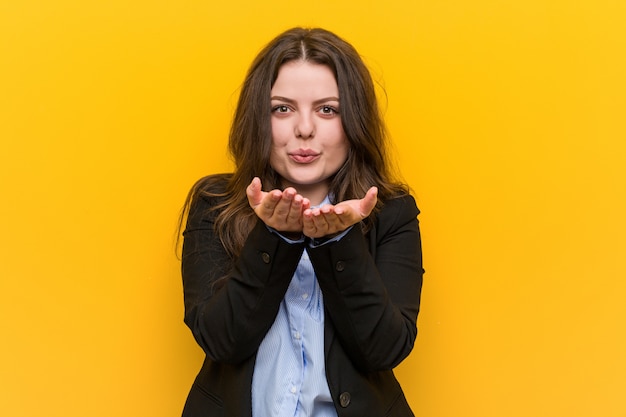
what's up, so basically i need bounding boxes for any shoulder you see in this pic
[380,193,419,218]
[184,173,233,227]
[188,173,232,207]
[375,193,420,231]
[191,173,232,197]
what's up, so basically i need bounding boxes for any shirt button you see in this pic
[339,392,351,407]
[261,252,271,264]
[294,332,301,340]
[290,386,297,394]
[301,293,309,300]
[335,261,345,272]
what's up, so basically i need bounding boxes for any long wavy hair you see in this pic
[180,27,408,259]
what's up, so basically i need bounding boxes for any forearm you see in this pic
[183,220,305,363]
[308,201,423,371]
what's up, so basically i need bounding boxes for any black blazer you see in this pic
[181,175,424,417]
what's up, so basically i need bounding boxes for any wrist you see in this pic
[280,231,304,240]
[309,229,350,247]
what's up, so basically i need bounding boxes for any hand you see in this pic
[246,177,310,233]
[302,187,378,239]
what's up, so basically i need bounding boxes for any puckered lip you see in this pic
[288,148,321,164]
[288,148,320,157]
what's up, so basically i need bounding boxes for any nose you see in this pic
[295,113,315,139]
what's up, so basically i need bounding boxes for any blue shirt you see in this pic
[252,199,350,417]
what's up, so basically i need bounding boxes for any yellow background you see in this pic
[1,0,625,416]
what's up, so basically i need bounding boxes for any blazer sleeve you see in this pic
[181,181,306,364]
[307,194,424,372]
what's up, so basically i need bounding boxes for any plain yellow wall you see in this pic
[1,0,625,416]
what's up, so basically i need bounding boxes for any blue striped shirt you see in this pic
[252,199,346,417]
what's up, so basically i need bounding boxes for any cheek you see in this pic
[333,132,350,163]
[324,122,349,154]
[337,142,350,165]
[270,119,290,146]
[268,130,286,168]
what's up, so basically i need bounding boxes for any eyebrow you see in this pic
[270,96,340,105]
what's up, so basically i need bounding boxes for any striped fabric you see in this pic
[251,247,337,417]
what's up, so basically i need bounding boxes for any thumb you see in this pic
[246,177,263,208]
[360,186,378,217]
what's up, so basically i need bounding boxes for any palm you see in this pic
[302,187,378,239]
[247,177,378,239]
[246,177,310,233]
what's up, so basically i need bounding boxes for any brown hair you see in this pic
[180,27,408,258]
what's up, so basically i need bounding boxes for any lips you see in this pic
[289,149,320,164]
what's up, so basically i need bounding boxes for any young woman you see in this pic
[180,27,424,417]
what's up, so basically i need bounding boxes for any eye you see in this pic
[272,105,291,113]
[319,105,339,116]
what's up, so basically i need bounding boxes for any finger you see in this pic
[324,210,345,231]
[301,198,311,211]
[273,188,295,217]
[311,208,330,232]
[302,209,317,236]
[359,186,378,217]
[261,190,282,214]
[319,205,340,228]
[287,193,304,221]
[246,177,263,208]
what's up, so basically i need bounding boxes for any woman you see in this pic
[180,27,424,417]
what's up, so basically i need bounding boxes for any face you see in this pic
[269,60,349,205]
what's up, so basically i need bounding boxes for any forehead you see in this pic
[271,61,338,97]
